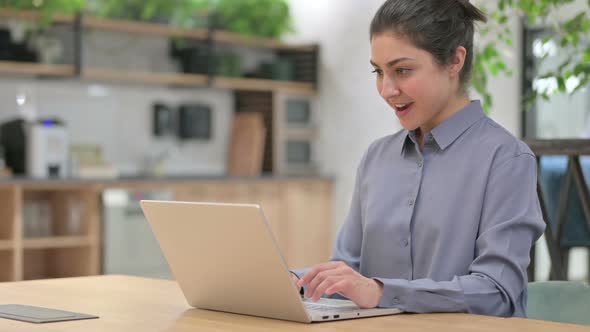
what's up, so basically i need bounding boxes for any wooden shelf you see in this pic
[0,8,317,52]
[83,17,208,40]
[212,31,317,51]
[0,61,76,77]
[83,16,314,51]
[214,77,316,95]
[0,64,314,93]
[23,236,95,249]
[0,240,13,251]
[84,68,208,87]
[0,9,318,93]
[0,8,73,24]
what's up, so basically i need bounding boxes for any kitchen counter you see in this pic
[0,174,333,184]
[0,176,333,282]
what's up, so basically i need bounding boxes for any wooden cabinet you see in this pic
[280,181,333,269]
[0,179,332,281]
[0,186,18,281]
[0,183,101,281]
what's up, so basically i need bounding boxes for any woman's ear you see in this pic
[448,46,467,78]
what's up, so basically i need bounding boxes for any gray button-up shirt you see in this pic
[331,100,545,317]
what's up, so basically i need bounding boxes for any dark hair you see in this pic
[370,0,487,93]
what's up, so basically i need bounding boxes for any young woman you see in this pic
[294,0,545,317]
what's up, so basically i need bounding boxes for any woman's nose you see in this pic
[380,75,401,99]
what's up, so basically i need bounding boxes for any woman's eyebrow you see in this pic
[370,57,415,68]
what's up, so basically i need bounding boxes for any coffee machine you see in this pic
[0,118,69,178]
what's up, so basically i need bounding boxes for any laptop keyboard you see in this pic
[303,299,360,312]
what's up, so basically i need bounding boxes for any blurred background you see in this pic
[0,0,588,285]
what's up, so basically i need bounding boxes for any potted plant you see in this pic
[0,0,85,64]
[0,0,85,24]
[211,0,293,39]
[87,0,210,28]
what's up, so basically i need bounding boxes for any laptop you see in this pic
[140,200,402,323]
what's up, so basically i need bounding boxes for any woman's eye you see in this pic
[396,68,411,75]
[371,69,383,76]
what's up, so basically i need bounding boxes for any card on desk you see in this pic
[0,304,99,323]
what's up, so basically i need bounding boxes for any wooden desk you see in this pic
[0,276,587,331]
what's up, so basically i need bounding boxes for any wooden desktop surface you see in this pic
[0,275,587,331]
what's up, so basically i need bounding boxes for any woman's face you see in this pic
[370,33,460,134]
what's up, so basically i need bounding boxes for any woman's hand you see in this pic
[297,261,384,309]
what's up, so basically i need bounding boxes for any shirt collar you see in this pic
[400,100,485,154]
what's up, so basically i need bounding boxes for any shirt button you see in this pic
[402,239,409,247]
[408,199,414,206]
[418,161,423,168]
[392,297,401,304]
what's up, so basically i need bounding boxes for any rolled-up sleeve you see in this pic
[375,153,545,316]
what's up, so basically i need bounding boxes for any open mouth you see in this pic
[393,102,414,117]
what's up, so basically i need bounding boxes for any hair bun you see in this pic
[457,0,487,23]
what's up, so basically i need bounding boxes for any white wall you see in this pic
[287,0,399,236]
[0,31,234,176]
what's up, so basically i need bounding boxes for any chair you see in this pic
[527,281,590,325]
[538,156,590,281]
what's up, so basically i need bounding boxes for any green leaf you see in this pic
[557,76,566,92]
[483,93,493,113]
[495,61,508,72]
[560,37,569,47]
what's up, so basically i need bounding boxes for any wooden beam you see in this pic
[212,31,317,51]
[214,77,316,95]
[0,61,75,77]
[84,68,208,87]
[525,139,590,155]
[84,17,208,39]
[0,8,73,24]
